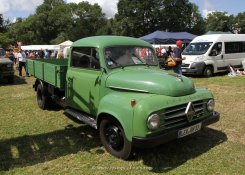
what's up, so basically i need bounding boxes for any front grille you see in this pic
[181,64,190,68]
[160,100,206,128]
[0,64,13,71]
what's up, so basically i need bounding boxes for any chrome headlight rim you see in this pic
[207,99,215,112]
[147,114,160,130]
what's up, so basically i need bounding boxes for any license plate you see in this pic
[7,64,11,67]
[178,123,202,138]
[182,69,186,72]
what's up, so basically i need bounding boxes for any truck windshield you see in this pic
[104,46,158,68]
[0,48,5,58]
[182,42,212,55]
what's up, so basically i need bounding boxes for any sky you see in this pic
[0,0,245,21]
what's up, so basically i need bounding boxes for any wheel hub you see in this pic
[105,126,123,149]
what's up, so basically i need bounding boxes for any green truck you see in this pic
[27,36,220,159]
[0,48,14,83]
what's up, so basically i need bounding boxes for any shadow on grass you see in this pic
[0,125,103,171]
[135,127,227,173]
[0,126,227,172]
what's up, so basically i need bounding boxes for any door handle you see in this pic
[221,55,224,59]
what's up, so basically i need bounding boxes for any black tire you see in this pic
[203,66,213,77]
[99,118,132,160]
[37,83,50,110]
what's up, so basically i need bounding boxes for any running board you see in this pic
[64,108,97,129]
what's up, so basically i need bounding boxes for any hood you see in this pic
[106,67,196,97]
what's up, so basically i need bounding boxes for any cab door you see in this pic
[66,47,102,116]
[209,42,226,72]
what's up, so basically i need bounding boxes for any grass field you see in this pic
[0,70,244,175]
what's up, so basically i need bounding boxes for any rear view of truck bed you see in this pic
[27,59,68,90]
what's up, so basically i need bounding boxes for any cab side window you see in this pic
[71,47,100,70]
[210,42,222,56]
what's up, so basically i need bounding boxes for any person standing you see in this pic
[38,49,45,58]
[17,49,28,76]
[173,40,185,75]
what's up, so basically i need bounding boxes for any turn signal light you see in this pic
[131,99,136,107]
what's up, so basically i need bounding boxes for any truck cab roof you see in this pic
[72,36,153,48]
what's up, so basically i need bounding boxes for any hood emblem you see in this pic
[185,102,195,122]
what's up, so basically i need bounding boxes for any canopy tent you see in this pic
[139,30,197,44]
[59,40,73,48]
[21,45,59,51]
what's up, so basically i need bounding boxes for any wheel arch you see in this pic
[97,112,133,142]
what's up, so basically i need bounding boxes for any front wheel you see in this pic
[99,118,132,160]
[203,66,213,77]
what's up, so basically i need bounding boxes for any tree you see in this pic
[0,14,5,32]
[206,12,234,33]
[5,0,107,45]
[234,12,245,33]
[187,4,206,35]
[0,14,10,33]
[114,0,205,37]
[33,0,70,44]
[67,2,107,40]
[114,0,163,37]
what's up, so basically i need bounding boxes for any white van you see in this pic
[181,34,245,77]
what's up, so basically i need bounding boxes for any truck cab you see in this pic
[28,36,220,159]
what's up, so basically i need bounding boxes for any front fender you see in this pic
[97,92,151,141]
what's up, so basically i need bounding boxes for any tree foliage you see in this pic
[206,12,234,33]
[0,0,245,48]
[114,0,206,37]
[235,12,245,33]
[1,0,106,47]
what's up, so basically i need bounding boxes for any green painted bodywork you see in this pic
[27,59,68,90]
[27,36,216,142]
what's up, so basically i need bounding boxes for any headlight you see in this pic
[207,99,215,112]
[147,114,160,130]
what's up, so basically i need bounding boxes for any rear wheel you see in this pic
[203,66,213,77]
[37,83,50,110]
[99,118,132,160]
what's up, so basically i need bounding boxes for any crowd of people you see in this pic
[5,41,185,77]
[5,48,65,77]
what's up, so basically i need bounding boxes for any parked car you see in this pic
[0,48,14,83]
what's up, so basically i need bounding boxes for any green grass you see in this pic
[0,71,244,175]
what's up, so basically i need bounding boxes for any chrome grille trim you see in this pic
[162,100,206,128]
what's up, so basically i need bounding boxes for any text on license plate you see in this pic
[178,123,202,138]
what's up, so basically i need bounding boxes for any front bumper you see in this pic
[132,111,220,148]
[181,62,206,75]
